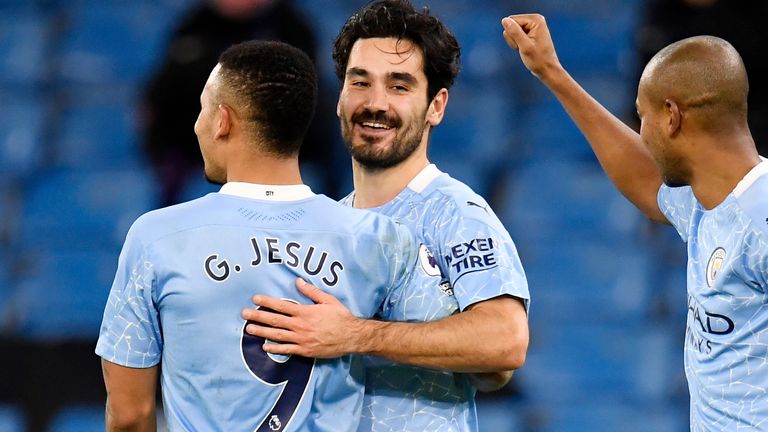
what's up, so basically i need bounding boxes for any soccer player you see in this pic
[241,1,531,431]
[502,14,768,430]
[95,40,454,431]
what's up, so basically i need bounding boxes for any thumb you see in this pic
[296,278,338,305]
[501,16,529,51]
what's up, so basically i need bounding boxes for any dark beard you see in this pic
[342,109,426,170]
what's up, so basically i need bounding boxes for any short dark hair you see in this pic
[218,40,317,156]
[333,0,461,101]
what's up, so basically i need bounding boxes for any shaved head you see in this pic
[639,36,749,132]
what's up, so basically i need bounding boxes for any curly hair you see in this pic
[333,0,461,101]
[218,40,317,156]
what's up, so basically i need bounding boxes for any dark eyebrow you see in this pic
[389,72,417,86]
[346,67,369,78]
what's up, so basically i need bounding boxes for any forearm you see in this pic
[349,297,527,372]
[540,65,666,221]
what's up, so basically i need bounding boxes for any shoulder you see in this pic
[734,172,768,237]
[128,194,216,244]
[315,195,407,240]
[420,174,505,232]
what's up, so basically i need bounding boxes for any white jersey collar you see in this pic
[733,159,768,198]
[219,182,315,201]
[407,164,443,194]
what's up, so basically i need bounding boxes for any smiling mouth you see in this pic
[359,121,393,130]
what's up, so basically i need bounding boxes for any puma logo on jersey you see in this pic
[466,201,489,213]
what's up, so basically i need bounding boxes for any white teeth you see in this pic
[361,122,391,130]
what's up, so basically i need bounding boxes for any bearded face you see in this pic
[337,37,433,170]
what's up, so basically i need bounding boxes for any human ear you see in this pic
[665,99,682,137]
[427,88,449,127]
[215,104,232,139]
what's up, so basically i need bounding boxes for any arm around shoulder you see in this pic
[354,295,528,373]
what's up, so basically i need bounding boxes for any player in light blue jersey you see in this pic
[503,14,768,430]
[242,2,531,431]
[337,165,530,432]
[95,40,452,432]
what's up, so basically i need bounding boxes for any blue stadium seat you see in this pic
[441,8,515,83]
[520,70,636,117]
[48,405,104,432]
[0,405,25,432]
[0,180,21,245]
[0,11,47,88]
[530,399,687,432]
[519,324,679,403]
[19,168,158,250]
[53,3,173,86]
[521,0,644,17]
[0,91,46,178]
[498,160,645,243]
[427,157,492,198]
[521,239,654,324]
[516,100,597,159]
[291,0,347,86]
[534,7,637,76]
[430,83,519,170]
[52,89,141,169]
[477,398,525,432]
[9,249,116,340]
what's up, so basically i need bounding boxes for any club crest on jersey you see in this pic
[418,244,442,277]
[706,247,726,287]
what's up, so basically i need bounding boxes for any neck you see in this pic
[226,152,303,185]
[688,132,761,209]
[351,151,429,208]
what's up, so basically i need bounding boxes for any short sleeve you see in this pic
[437,211,529,312]
[379,223,459,322]
[657,184,696,242]
[95,223,163,368]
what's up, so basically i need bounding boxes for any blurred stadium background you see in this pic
[0,0,692,430]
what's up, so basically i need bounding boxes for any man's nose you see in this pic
[364,84,389,112]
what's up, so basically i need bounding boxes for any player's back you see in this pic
[97,184,417,432]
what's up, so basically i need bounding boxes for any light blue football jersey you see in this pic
[658,160,768,431]
[96,182,434,432]
[342,164,530,432]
